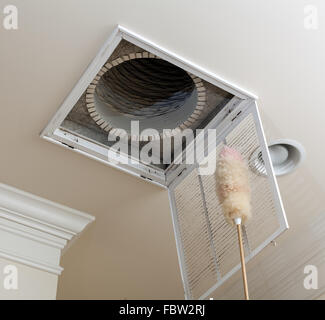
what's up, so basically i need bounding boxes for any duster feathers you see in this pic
[217,146,251,225]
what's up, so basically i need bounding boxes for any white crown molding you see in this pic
[0,183,95,275]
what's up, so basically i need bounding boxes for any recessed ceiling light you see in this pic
[268,139,305,176]
[249,139,305,176]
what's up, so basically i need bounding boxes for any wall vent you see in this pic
[41,26,288,299]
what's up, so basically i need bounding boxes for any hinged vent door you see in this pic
[168,102,288,300]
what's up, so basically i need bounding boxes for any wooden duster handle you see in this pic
[236,224,249,300]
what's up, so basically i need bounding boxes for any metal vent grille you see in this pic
[225,114,280,252]
[169,104,288,299]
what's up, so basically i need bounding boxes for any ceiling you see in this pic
[0,0,324,299]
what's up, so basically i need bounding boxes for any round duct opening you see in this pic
[86,52,206,141]
[97,58,195,119]
[249,139,305,176]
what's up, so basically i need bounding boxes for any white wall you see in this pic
[0,257,58,300]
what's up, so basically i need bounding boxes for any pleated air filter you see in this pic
[168,108,288,299]
[42,26,288,299]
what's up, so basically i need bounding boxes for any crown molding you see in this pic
[0,183,95,274]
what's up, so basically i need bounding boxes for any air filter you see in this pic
[168,105,288,299]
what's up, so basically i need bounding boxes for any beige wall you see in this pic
[317,293,325,300]
[0,257,58,300]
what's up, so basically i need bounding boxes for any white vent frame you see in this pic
[40,25,257,188]
[168,100,288,300]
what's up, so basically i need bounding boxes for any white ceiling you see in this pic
[0,0,325,299]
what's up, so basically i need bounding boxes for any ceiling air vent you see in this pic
[41,26,288,300]
[41,26,252,185]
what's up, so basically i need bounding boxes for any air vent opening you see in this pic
[95,58,196,120]
[90,52,203,140]
[60,38,234,172]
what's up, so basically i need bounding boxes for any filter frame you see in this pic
[168,101,288,300]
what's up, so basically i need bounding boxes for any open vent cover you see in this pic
[168,108,288,299]
[42,26,288,299]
